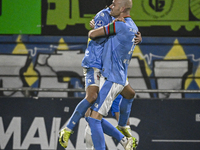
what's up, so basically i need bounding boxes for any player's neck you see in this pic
[120,12,130,18]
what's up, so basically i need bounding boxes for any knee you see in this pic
[126,89,135,99]
[131,89,135,98]
[85,93,98,104]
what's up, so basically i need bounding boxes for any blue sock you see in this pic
[101,118,124,142]
[118,98,134,127]
[88,117,106,150]
[66,99,90,130]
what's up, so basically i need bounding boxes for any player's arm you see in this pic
[89,18,124,40]
[134,31,142,45]
[88,26,106,40]
[90,19,95,29]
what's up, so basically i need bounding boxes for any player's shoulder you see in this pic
[125,18,138,27]
[119,18,138,29]
[114,20,126,28]
[95,8,111,28]
[95,7,110,19]
[115,20,138,35]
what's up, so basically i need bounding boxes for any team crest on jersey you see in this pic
[96,20,103,27]
[88,79,92,83]
[94,103,99,108]
[100,12,105,17]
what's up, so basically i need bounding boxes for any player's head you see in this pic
[109,0,132,18]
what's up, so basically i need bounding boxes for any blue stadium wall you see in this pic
[0,97,200,150]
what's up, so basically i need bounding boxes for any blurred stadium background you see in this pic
[0,0,199,150]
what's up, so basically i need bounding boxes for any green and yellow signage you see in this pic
[132,0,200,31]
[0,0,199,36]
[0,0,41,34]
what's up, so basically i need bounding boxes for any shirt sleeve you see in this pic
[104,21,116,35]
[94,10,111,29]
[104,21,125,36]
[93,10,112,44]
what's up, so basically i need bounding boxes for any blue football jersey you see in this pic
[102,17,138,85]
[81,8,112,69]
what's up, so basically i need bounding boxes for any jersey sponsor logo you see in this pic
[96,20,103,27]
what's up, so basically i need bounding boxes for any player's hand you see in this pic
[90,19,95,29]
[134,31,142,45]
[113,17,125,23]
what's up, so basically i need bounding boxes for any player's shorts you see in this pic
[83,67,101,90]
[91,79,125,116]
[110,78,129,116]
[110,94,123,117]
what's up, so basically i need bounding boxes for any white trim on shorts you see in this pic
[83,67,101,90]
[91,78,124,116]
